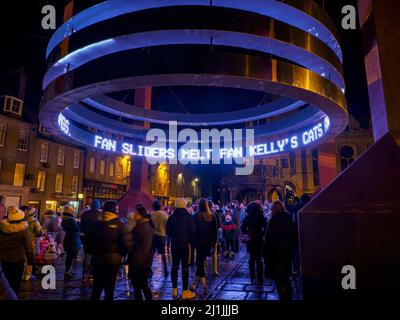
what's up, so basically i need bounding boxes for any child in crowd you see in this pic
[222,214,237,260]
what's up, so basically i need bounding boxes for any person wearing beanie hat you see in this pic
[128,205,154,301]
[79,199,102,282]
[62,206,81,280]
[151,200,169,277]
[23,207,43,281]
[166,200,196,300]
[87,200,132,301]
[0,206,33,296]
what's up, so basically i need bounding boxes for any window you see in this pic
[37,171,46,192]
[340,146,355,171]
[109,162,114,177]
[71,176,79,194]
[0,122,6,147]
[18,128,29,151]
[13,163,25,187]
[89,157,96,173]
[73,151,80,169]
[55,173,63,193]
[57,147,65,166]
[40,142,49,163]
[100,160,106,175]
[3,96,23,116]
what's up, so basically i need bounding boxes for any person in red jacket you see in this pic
[222,214,238,259]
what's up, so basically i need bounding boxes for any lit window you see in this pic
[18,128,29,151]
[109,162,114,177]
[89,157,96,173]
[0,122,6,147]
[37,171,46,192]
[40,142,49,163]
[100,160,105,175]
[116,164,122,178]
[57,147,65,166]
[13,163,25,187]
[55,173,63,193]
[73,151,80,169]
[71,176,79,194]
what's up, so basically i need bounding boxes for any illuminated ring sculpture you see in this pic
[40,0,348,158]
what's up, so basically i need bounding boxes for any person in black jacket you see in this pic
[241,201,268,284]
[166,198,196,300]
[88,201,132,301]
[191,199,218,295]
[0,206,34,296]
[128,205,154,301]
[61,206,81,280]
[80,199,102,281]
[263,201,298,301]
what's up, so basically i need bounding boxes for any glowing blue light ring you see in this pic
[43,29,344,90]
[47,0,342,61]
[55,110,332,159]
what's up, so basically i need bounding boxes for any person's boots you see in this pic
[162,255,169,277]
[201,277,208,295]
[191,276,199,291]
[172,288,178,299]
[182,290,196,300]
[24,265,33,281]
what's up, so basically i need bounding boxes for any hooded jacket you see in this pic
[166,208,195,246]
[88,212,133,265]
[62,213,81,253]
[193,211,218,248]
[0,219,34,264]
[129,218,154,269]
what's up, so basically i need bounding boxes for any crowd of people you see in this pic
[0,193,311,301]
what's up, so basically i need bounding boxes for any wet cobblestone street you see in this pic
[19,247,302,301]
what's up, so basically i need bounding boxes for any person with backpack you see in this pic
[166,198,196,300]
[241,202,268,284]
[191,199,218,295]
[88,201,132,301]
[80,199,102,281]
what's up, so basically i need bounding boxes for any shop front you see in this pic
[84,180,127,207]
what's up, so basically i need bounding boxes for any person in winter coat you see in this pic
[0,206,33,296]
[191,199,218,295]
[166,198,196,300]
[241,202,268,284]
[23,207,43,281]
[151,200,169,277]
[0,262,17,300]
[80,199,102,281]
[263,201,297,301]
[43,210,63,253]
[222,214,238,259]
[87,201,132,301]
[62,206,81,280]
[129,205,154,301]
